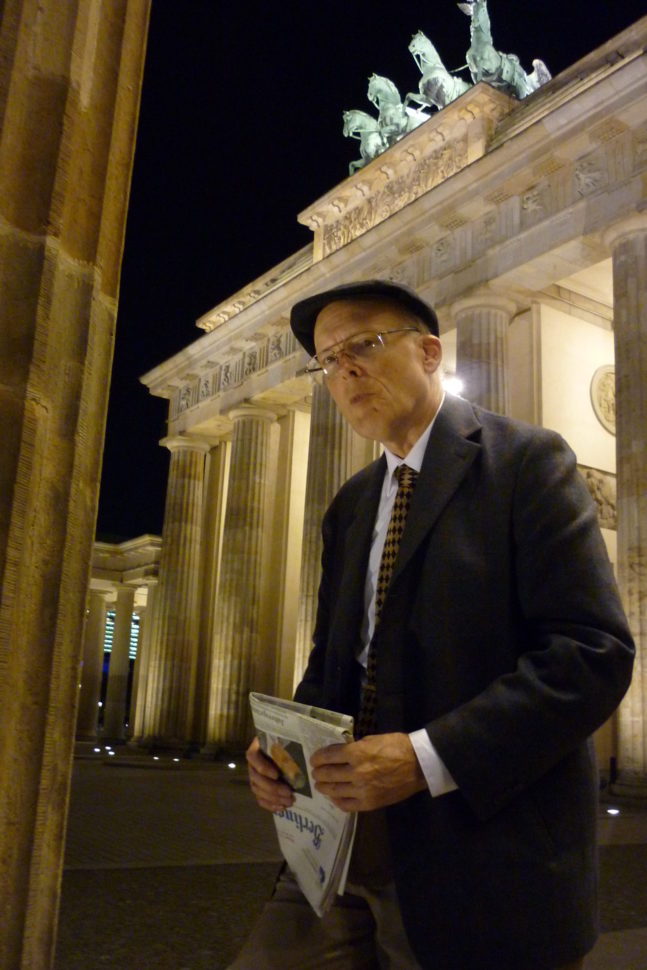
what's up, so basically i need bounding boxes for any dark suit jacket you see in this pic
[294,393,634,970]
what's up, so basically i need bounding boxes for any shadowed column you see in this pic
[293,382,378,691]
[205,407,277,748]
[607,217,647,797]
[136,436,211,747]
[76,590,108,742]
[0,4,149,967]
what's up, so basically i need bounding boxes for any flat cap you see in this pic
[290,279,439,357]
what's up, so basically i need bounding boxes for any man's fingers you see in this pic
[310,742,352,768]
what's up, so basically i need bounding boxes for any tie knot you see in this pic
[396,464,418,491]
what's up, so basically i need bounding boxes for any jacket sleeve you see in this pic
[425,429,635,820]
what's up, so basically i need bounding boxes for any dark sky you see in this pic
[96,0,646,540]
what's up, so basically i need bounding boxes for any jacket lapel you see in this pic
[392,395,482,584]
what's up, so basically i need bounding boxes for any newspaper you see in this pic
[249,691,357,917]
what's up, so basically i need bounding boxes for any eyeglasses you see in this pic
[306,328,420,377]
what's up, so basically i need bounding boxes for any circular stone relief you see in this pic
[590,365,615,435]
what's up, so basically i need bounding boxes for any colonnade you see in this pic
[78,234,647,799]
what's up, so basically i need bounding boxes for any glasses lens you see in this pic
[346,333,381,358]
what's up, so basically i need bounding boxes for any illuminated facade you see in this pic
[136,19,647,796]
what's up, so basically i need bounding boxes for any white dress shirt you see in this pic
[359,396,458,798]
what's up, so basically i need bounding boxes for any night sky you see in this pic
[96,0,646,540]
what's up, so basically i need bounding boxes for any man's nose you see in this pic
[336,348,362,376]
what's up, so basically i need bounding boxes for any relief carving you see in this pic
[221,363,233,390]
[269,334,283,362]
[521,185,545,214]
[574,156,606,197]
[321,136,468,257]
[579,465,617,530]
[244,350,258,378]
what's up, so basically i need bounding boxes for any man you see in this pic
[231,280,634,970]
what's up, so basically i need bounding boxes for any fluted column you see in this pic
[205,407,277,748]
[452,294,516,414]
[606,217,647,795]
[76,591,108,742]
[293,382,378,690]
[137,436,211,747]
[193,439,230,744]
[129,584,156,741]
[0,5,149,967]
[102,586,135,741]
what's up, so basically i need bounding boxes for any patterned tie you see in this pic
[355,464,419,738]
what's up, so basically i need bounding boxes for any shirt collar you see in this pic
[383,393,445,483]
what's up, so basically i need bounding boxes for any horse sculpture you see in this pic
[342,109,388,174]
[457,0,551,99]
[367,73,428,147]
[405,31,471,112]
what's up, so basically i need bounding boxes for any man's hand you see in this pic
[246,736,295,813]
[310,732,427,812]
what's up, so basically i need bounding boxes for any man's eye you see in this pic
[348,336,378,355]
[321,353,338,368]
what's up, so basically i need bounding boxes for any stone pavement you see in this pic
[55,748,647,969]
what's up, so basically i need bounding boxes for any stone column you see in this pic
[102,586,136,742]
[129,584,156,741]
[205,407,277,748]
[452,294,517,414]
[0,5,149,968]
[76,590,108,742]
[193,439,230,744]
[293,382,378,690]
[136,437,211,747]
[606,217,647,795]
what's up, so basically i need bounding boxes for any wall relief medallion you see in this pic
[590,365,615,435]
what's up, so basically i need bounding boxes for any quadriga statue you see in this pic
[342,109,388,174]
[405,30,472,112]
[458,0,551,99]
[367,74,428,147]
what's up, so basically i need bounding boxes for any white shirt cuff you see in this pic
[409,728,459,797]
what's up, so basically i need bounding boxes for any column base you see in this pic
[610,773,647,801]
[129,735,194,754]
[200,740,249,761]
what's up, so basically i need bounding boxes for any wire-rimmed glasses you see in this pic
[305,328,420,378]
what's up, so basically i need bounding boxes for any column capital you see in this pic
[450,293,517,324]
[603,213,647,252]
[159,435,213,455]
[227,404,277,424]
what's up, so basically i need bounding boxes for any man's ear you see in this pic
[421,333,442,372]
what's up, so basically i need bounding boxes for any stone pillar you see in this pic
[293,382,378,690]
[136,437,211,747]
[205,407,277,748]
[102,586,136,742]
[606,217,647,795]
[76,590,108,742]
[452,294,517,414]
[193,439,230,744]
[129,584,156,741]
[0,5,150,968]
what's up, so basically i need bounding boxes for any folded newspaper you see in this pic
[249,692,357,916]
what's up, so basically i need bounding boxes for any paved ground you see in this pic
[55,748,647,969]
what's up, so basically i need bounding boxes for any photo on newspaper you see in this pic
[249,692,357,917]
